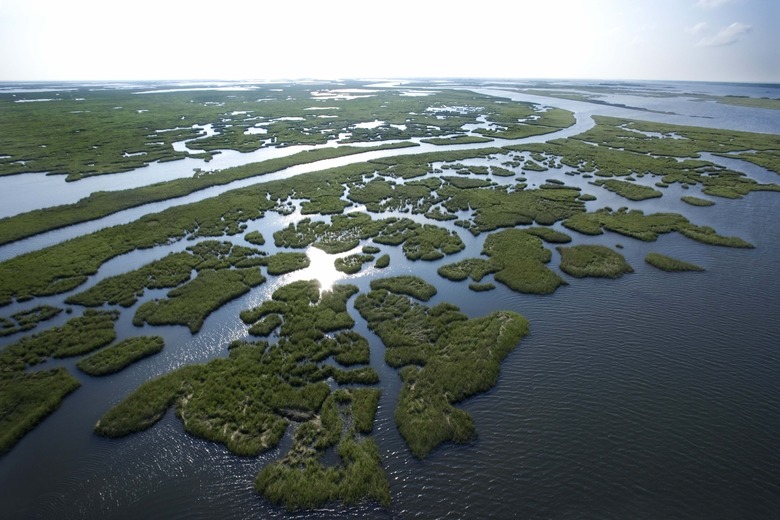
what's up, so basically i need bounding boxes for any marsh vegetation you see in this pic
[557,245,634,278]
[77,336,164,376]
[1,80,778,514]
[354,280,529,458]
[645,253,705,272]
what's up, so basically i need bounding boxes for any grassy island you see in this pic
[593,179,663,201]
[255,388,389,510]
[355,283,529,458]
[557,245,634,278]
[563,208,753,248]
[681,196,716,207]
[335,254,375,274]
[274,213,465,261]
[76,336,164,376]
[133,267,265,333]
[437,228,568,294]
[374,254,390,269]
[369,276,437,302]
[469,282,496,292]
[645,253,705,272]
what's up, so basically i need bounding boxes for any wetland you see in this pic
[0,78,779,519]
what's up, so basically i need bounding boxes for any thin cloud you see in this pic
[688,22,709,35]
[696,22,752,46]
[695,0,738,8]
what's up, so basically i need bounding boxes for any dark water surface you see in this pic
[1,80,779,519]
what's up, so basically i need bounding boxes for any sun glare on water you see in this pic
[304,246,346,293]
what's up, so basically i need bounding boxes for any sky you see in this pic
[0,0,777,83]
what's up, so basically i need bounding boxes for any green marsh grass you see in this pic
[0,369,80,455]
[369,276,437,302]
[76,336,164,376]
[133,268,265,333]
[681,196,715,207]
[355,287,529,458]
[645,253,705,272]
[557,245,634,278]
[335,254,375,274]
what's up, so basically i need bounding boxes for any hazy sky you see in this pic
[1,0,777,83]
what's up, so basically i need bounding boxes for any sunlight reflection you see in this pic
[304,246,346,293]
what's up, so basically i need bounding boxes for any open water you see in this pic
[0,80,778,519]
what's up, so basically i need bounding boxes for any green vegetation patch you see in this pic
[346,174,442,215]
[97,278,384,508]
[244,230,266,245]
[316,213,384,253]
[262,252,310,275]
[468,282,495,292]
[133,267,265,333]
[369,148,502,180]
[335,254,375,274]
[374,254,390,269]
[0,310,118,370]
[514,123,779,198]
[483,229,566,294]
[67,241,266,308]
[355,288,529,458]
[240,281,359,343]
[567,115,780,179]
[0,305,62,337]
[563,208,753,247]
[475,111,574,140]
[681,196,715,207]
[490,166,515,177]
[438,228,566,294]
[401,224,464,260]
[522,160,548,172]
[442,176,493,189]
[709,95,780,111]
[274,213,464,261]
[369,276,437,302]
[0,309,118,454]
[645,253,705,272]
[437,258,501,283]
[0,368,80,455]
[557,245,634,279]
[441,183,584,235]
[523,226,573,243]
[76,336,164,376]
[593,179,663,201]
[255,388,389,510]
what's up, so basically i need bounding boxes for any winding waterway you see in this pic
[1,80,779,519]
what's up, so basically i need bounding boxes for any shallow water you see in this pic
[1,80,779,519]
